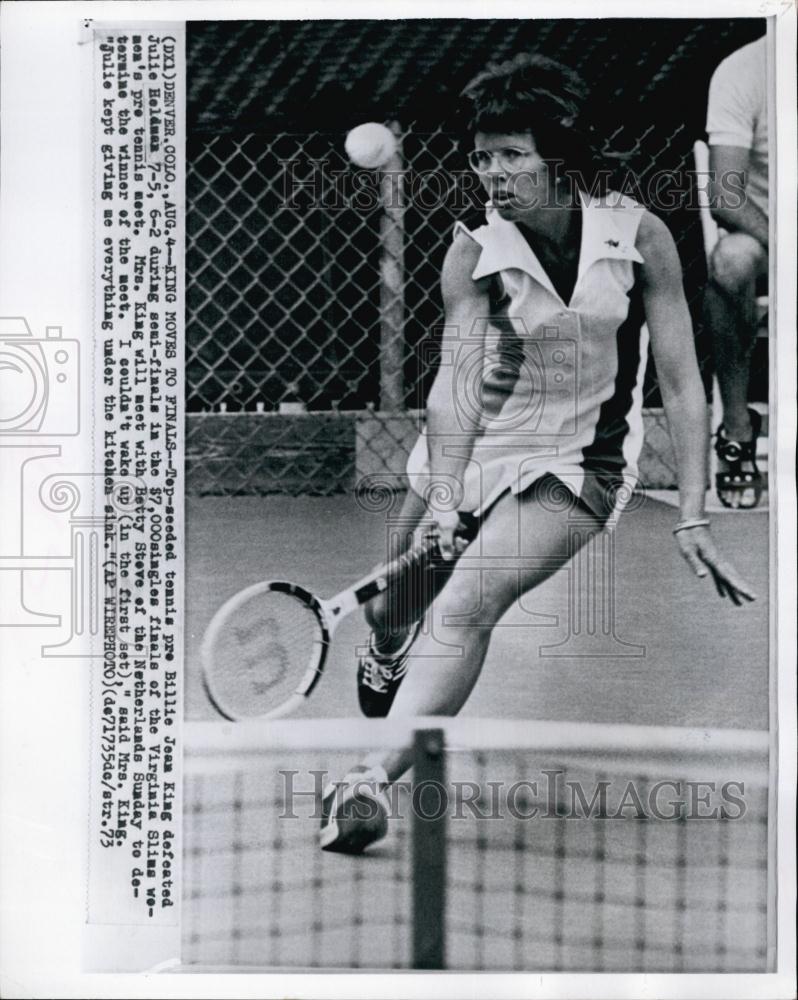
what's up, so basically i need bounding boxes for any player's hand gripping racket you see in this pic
[201,512,480,721]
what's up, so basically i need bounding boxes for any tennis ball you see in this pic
[344,122,397,169]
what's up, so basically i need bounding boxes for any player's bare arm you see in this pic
[638,211,707,518]
[637,210,755,604]
[709,145,769,249]
[424,231,492,558]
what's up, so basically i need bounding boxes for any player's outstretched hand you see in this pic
[674,525,756,606]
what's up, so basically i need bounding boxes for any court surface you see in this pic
[183,492,770,972]
[186,493,769,729]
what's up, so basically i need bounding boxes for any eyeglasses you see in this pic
[467,147,538,173]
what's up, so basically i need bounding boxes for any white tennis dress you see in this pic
[407,190,649,517]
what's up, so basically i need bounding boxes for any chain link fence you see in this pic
[186,18,767,496]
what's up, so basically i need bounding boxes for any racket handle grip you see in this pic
[354,511,480,604]
[401,510,479,570]
[454,510,480,541]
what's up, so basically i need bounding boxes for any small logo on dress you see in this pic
[605,239,620,248]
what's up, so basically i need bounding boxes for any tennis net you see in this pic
[182,717,771,972]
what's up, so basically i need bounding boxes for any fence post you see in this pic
[378,121,406,412]
[412,727,447,969]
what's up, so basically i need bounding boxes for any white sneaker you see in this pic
[319,765,390,854]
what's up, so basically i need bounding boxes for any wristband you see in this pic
[673,518,711,535]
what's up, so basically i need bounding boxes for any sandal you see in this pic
[714,407,764,509]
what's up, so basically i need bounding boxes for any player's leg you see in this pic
[371,478,607,781]
[363,486,429,654]
[704,231,767,506]
[322,478,609,851]
[358,488,473,716]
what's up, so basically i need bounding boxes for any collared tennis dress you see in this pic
[406,190,649,518]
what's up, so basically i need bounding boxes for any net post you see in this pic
[411,726,447,969]
[378,121,406,412]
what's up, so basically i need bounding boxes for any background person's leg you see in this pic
[704,232,767,442]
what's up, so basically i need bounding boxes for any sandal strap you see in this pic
[714,408,762,465]
[715,437,755,462]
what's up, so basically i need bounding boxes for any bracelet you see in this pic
[673,518,711,535]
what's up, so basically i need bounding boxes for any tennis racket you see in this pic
[200,512,480,721]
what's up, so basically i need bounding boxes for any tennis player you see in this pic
[321,54,755,853]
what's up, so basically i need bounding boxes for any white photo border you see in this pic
[0,1,794,998]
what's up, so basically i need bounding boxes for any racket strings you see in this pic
[205,589,323,718]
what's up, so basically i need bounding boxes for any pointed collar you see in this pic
[471,190,644,305]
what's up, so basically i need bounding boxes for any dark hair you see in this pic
[460,54,609,194]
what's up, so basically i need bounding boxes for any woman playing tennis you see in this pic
[320,54,755,853]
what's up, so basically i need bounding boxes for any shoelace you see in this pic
[362,651,409,692]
